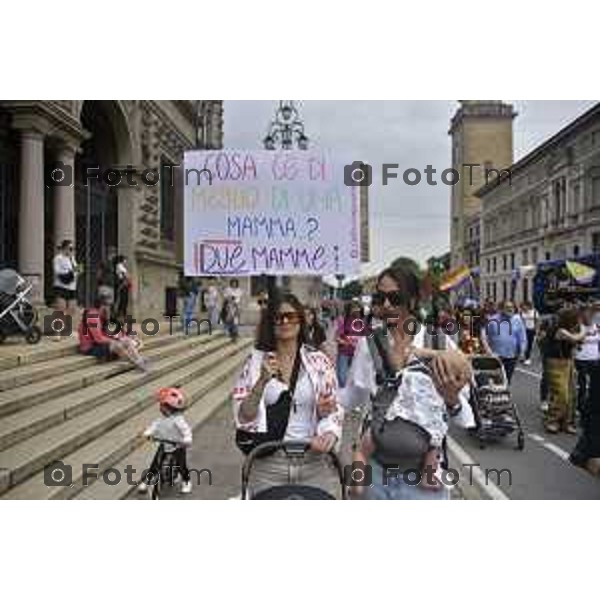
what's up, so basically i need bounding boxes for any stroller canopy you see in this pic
[0,269,21,296]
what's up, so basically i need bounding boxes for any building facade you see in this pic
[0,100,223,316]
[477,102,600,305]
[449,100,516,269]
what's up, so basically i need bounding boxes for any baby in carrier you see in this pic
[359,352,448,490]
[138,387,193,494]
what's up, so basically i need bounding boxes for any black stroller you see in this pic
[469,355,525,450]
[0,268,42,344]
[241,440,347,500]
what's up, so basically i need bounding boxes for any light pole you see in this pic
[263,101,309,151]
[262,101,310,302]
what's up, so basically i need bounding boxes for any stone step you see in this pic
[0,329,190,392]
[0,339,250,497]
[0,339,78,371]
[0,335,231,452]
[76,374,239,500]
[0,319,186,371]
[1,341,250,499]
[0,332,223,419]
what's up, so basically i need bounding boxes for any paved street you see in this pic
[450,355,600,499]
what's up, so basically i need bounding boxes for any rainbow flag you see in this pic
[566,260,596,284]
[439,265,471,292]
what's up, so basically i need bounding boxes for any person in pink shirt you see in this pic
[335,301,365,387]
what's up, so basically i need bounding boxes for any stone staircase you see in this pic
[0,328,251,499]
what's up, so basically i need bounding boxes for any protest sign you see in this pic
[183,150,360,276]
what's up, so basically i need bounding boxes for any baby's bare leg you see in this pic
[420,447,441,489]
[349,430,375,498]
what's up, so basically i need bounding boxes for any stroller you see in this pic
[241,440,348,500]
[469,355,525,450]
[0,269,42,344]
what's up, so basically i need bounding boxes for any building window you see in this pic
[510,252,515,270]
[573,245,580,257]
[592,232,600,254]
[493,257,497,273]
[523,278,529,303]
[502,255,507,271]
[502,280,507,301]
[522,249,529,265]
[592,176,600,207]
[160,157,175,241]
[486,282,491,298]
[572,184,580,215]
[552,176,567,224]
[531,247,538,264]
[492,282,497,302]
[545,251,551,261]
[486,258,491,274]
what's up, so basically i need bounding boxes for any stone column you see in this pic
[18,130,45,304]
[53,145,76,248]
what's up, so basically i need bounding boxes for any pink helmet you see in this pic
[157,387,185,410]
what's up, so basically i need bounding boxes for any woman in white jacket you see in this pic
[233,292,344,498]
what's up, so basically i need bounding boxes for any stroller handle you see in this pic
[241,439,347,500]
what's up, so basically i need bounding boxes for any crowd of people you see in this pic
[230,271,600,498]
[421,297,600,475]
[47,242,600,495]
[232,263,474,499]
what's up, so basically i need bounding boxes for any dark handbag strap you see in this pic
[285,346,303,397]
[266,345,303,420]
[367,329,396,385]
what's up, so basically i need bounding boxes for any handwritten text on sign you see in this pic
[184,150,360,276]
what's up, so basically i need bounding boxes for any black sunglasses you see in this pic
[371,290,409,307]
[274,311,302,325]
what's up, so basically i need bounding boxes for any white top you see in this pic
[53,253,78,291]
[521,309,538,330]
[262,370,322,441]
[575,324,600,362]
[341,328,475,429]
[144,413,193,450]
[224,287,243,305]
[205,285,219,308]
[115,262,128,280]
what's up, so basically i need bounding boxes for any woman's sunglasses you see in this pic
[257,299,267,307]
[274,311,302,325]
[371,290,408,307]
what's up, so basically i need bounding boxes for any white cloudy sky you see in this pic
[224,100,597,276]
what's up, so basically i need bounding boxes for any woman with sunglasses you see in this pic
[233,292,344,497]
[343,264,475,500]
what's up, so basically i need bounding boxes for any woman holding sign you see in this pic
[232,291,344,498]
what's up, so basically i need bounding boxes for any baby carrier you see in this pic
[365,328,447,471]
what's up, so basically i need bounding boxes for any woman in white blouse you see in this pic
[233,292,343,498]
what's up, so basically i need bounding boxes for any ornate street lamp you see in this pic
[263,101,310,151]
[260,101,312,302]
